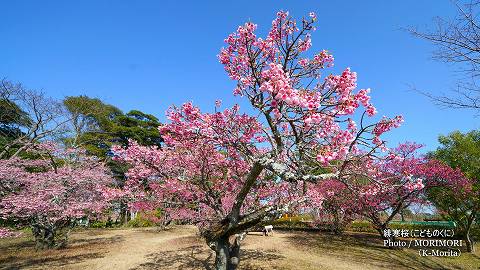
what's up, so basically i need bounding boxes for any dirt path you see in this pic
[1,226,478,270]
[67,227,195,270]
[0,226,201,270]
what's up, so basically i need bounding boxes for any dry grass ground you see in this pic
[0,226,478,270]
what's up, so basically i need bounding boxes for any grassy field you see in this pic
[0,226,478,270]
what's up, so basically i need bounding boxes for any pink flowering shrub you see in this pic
[0,144,115,249]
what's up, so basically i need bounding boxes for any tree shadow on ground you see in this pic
[239,249,285,270]
[0,253,103,270]
[131,245,213,270]
[0,234,124,270]
[69,234,123,246]
[131,244,285,270]
[285,231,463,270]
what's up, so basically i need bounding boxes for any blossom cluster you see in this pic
[218,10,406,170]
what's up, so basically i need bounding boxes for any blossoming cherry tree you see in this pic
[114,11,404,270]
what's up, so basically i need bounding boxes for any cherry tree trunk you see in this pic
[31,225,56,250]
[31,223,70,250]
[214,236,241,270]
[331,210,345,235]
[464,214,476,253]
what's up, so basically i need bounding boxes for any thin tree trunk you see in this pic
[465,215,475,253]
[465,232,474,252]
[332,210,344,235]
[119,201,129,224]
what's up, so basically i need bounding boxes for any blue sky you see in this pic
[1,0,477,152]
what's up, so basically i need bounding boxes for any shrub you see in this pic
[126,213,157,228]
[91,221,108,228]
